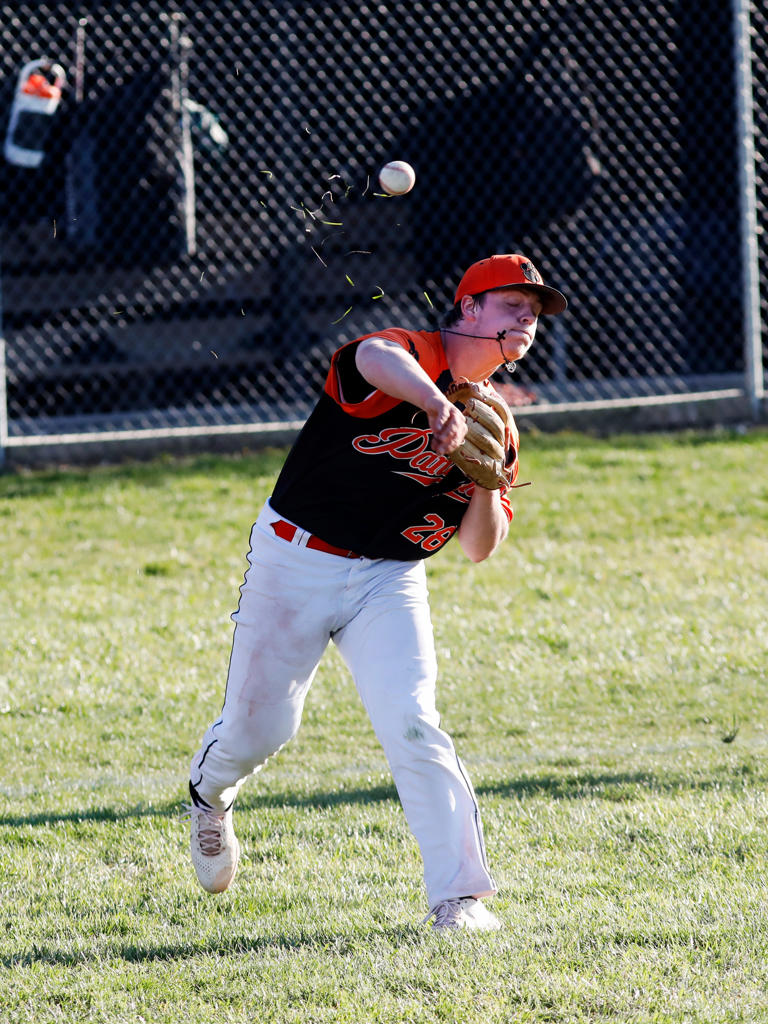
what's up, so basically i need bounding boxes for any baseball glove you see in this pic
[444,378,519,490]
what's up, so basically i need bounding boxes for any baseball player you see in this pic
[187,253,567,930]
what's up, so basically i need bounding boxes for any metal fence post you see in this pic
[733,0,764,419]
[0,231,6,472]
[0,340,6,473]
[169,13,196,257]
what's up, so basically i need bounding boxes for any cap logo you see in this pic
[521,261,542,285]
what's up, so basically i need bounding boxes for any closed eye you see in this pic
[508,300,540,318]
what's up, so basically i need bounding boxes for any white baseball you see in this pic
[378,160,416,196]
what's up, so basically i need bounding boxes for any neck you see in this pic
[440,326,501,383]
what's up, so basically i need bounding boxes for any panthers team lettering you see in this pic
[350,425,478,552]
[352,427,453,486]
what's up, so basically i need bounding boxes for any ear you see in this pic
[460,294,478,320]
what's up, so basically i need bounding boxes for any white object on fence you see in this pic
[4,59,66,168]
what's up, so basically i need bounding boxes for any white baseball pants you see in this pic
[190,500,497,909]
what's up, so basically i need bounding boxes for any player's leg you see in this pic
[332,558,497,913]
[189,622,324,811]
[187,511,342,890]
[187,606,326,894]
[189,539,331,811]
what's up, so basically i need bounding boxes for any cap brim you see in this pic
[537,286,568,315]
[497,283,568,315]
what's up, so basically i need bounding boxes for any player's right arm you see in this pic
[355,337,467,455]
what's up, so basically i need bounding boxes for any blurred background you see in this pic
[0,0,764,460]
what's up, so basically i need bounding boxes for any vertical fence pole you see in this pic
[0,230,7,471]
[169,13,196,257]
[733,0,764,419]
[0,346,7,472]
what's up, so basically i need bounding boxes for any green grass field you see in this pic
[1,427,767,1023]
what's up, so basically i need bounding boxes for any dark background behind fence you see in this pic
[0,0,764,443]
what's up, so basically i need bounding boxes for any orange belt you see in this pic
[270,519,362,559]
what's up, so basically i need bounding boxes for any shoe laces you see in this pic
[422,897,473,928]
[181,803,228,856]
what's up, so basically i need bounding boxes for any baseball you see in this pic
[378,160,416,196]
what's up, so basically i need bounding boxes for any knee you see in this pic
[214,701,303,771]
[385,711,455,770]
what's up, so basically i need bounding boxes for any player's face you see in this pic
[477,288,541,362]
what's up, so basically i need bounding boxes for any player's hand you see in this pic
[426,396,468,455]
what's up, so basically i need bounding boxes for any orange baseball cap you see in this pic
[454,254,568,315]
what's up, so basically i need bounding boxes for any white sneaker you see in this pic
[424,897,502,931]
[184,802,240,893]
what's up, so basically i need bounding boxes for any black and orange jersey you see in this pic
[269,328,515,560]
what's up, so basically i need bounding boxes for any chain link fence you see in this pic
[0,0,764,464]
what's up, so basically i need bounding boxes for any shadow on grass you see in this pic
[0,800,183,829]
[1,763,762,830]
[478,761,766,802]
[0,784,400,828]
[479,771,671,802]
[4,926,424,968]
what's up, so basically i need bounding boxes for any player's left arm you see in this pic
[457,486,510,562]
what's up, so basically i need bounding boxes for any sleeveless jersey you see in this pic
[269,328,516,561]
